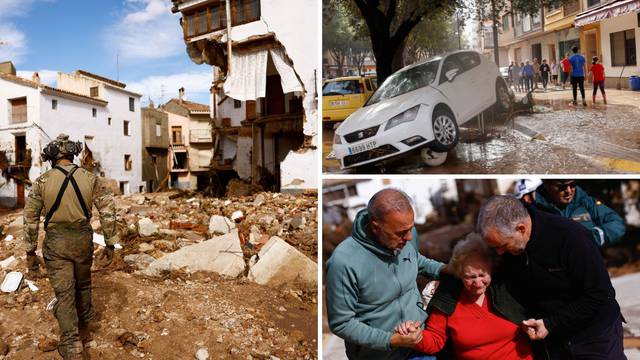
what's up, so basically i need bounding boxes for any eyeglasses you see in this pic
[554,182,576,192]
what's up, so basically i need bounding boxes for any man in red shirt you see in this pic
[560,54,571,90]
[590,56,606,104]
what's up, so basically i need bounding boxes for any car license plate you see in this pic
[330,100,348,106]
[348,140,376,155]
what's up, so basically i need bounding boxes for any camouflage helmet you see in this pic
[41,134,83,162]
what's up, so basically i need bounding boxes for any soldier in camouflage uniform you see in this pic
[23,134,117,360]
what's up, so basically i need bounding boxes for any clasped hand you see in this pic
[391,320,423,348]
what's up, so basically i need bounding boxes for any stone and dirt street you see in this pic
[323,88,640,174]
[0,189,318,359]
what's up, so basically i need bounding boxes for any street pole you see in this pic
[456,12,461,50]
[491,0,499,65]
[225,0,233,76]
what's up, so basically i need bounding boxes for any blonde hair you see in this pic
[449,233,493,278]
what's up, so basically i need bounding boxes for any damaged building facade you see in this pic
[162,90,214,191]
[0,62,143,207]
[171,0,318,192]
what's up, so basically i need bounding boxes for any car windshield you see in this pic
[366,59,440,106]
[322,80,362,96]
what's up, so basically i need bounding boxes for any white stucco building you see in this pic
[0,64,143,207]
[171,0,318,192]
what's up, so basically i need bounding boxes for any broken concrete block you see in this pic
[138,243,155,253]
[124,254,156,270]
[253,194,266,207]
[139,233,245,278]
[6,217,23,234]
[208,215,236,235]
[290,216,306,229]
[195,347,209,360]
[131,195,146,205]
[138,218,158,237]
[0,256,17,269]
[248,237,316,287]
[231,211,244,222]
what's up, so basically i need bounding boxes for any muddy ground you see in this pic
[0,190,318,359]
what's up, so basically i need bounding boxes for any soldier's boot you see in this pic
[61,341,86,360]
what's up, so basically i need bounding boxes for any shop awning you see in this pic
[223,47,304,101]
[575,0,640,27]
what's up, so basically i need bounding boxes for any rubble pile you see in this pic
[0,190,318,359]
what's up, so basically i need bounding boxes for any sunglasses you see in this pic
[553,182,576,192]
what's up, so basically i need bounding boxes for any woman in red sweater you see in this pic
[395,234,533,360]
[590,56,607,104]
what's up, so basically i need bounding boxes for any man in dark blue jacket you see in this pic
[478,195,625,360]
[535,179,625,246]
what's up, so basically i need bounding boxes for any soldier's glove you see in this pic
[26,251,43,274]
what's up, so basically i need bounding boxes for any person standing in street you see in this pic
[540,59,550,91]
[23,134,118,360]
[590,56,607,104]
[560,54,571,90]
[569,46,587,106]
[512,61,522,92]
[550,59,559,87]
[522,60,534,92]
[532,58,541,89]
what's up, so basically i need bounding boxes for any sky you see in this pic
[0,0,213,105]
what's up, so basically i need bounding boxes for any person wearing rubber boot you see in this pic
[23,134,118,360]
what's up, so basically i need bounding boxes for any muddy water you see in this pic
[322,123,613,174]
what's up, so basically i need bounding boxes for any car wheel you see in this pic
[495,80,512,113]
[421,148,448,167]
[430,108,459,152]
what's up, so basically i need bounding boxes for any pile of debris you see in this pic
[0,190,318,359]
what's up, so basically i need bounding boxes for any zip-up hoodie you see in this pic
[326,209,444,360]
[535,186,625,246]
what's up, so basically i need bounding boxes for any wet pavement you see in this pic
[323,90,640,174]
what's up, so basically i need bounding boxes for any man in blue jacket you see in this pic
[326,189,445,359]
[535,180,625,246]
[569,45,587,106]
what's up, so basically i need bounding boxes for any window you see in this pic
[587,0,600,7]
[183,0,261,38]
[234,99,241,108]
[9,97,28,123]
[172,126,183,144]
[610,29,637,66]
[108,117,112,126]
[156,122,162,137]
[124,120,130,135]
[129,97,135,112]
[502,15,510,31]
[90,87,99,97]
[124,154,132,171]
[92,108,97,117]
[52,99,57,110]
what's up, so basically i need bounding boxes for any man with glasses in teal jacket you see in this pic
[326,188,445,359]
[535,180,625,246]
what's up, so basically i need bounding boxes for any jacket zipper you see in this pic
[392,258,404,322]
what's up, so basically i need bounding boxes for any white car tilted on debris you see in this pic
[333,50,513,169]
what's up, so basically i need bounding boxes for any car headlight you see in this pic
[384,105,420,131]
[333,133,342,144]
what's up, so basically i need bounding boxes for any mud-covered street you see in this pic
[323,89,640,174]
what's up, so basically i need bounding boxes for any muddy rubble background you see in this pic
[0,189,318,359]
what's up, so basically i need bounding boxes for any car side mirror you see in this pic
[445,69,459,82]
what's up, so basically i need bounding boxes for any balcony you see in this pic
[189,129,212,143]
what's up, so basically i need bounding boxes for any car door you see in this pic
[437,53,478,122]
